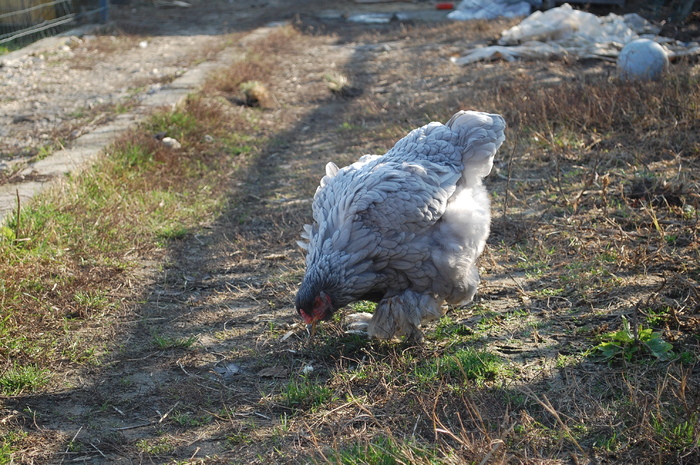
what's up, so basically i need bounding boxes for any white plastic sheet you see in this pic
[499,3,637,45]
[451,3,700,65]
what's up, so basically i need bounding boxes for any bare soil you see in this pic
[1,1,699,464]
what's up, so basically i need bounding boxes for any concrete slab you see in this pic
[0,34,249,224]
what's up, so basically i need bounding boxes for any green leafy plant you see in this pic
[593,316,674,362]
[348,300,376,313]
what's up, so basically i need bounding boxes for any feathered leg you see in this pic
[346,290,444,342]
[460,265,480,305]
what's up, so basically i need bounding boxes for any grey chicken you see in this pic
[295,111,506,341]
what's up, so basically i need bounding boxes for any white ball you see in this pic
[618,39,669,82]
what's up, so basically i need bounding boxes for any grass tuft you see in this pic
[0,364,50,396]
[416,348,507,387]
[282,375,335,411]
[326,435,445,465]
[152,334,198,350]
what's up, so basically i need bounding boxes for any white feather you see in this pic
[326,161,339,177]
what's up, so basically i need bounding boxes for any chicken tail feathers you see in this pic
[446,111,506,181]
[319,162,340,188]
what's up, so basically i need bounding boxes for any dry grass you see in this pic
[1,16,699,465]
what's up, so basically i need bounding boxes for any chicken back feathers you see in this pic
[296,111,506,340]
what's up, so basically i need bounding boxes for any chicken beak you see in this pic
[310,320,318,338]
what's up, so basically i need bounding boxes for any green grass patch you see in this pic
[73,290,110,311]
[171,412,213,427]
[152,334,198,350]
[0,313,34,360]
[0,431,26,465]
[282,375,335,411]
[222,131,260,156]
[147,109,199,143]
[0,364,50,396]
[416,348,507,387]
[326,436,445,465]
[156,225,189,242]
[433,316,473,341]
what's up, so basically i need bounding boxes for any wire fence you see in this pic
[0,0,109,47]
